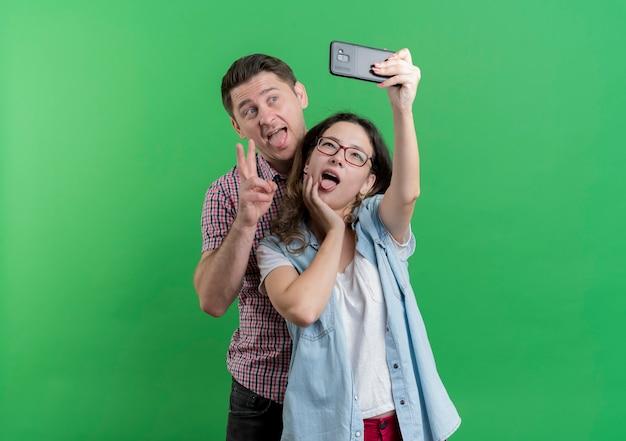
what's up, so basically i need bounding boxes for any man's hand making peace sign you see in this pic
[235,139,278,230]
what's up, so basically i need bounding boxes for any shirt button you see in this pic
[386,326,390,332]
[354,395,358,401]
[400,399,406,405]
[356,431,361,437]
[393,363,399,369]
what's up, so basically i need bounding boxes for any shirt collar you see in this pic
[257,154,288,182]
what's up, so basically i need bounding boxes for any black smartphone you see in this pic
[329,41,395,83]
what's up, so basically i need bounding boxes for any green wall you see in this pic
[1,0,624,439]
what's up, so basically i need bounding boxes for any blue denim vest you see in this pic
[261,195,461,441]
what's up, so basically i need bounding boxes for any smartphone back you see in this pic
[329,41,394,83]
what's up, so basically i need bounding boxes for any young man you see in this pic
[194,54,308,441]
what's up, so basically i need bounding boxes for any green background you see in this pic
[1,0,625,439]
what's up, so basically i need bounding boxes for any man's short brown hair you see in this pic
[221,54,298,119]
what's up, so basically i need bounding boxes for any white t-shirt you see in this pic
[257,231,411,418]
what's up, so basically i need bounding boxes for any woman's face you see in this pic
[304,121,376,213]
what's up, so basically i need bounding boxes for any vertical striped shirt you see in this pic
[201,154,290,403]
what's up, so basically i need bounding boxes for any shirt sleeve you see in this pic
[256,244,294,296]
[389,225,414,261]
[201,181,236,253]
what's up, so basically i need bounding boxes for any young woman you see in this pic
[245,49,460,441]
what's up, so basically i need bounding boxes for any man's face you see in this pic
[229,72,308,175]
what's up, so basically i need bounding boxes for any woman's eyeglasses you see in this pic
[315,137,372,167]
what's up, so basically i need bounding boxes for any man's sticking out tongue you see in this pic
[268,128,288,147]
[319,172,339,191]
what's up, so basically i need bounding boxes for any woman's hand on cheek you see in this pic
[302,174,344,236]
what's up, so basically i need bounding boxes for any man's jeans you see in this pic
[225,378,283,441]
